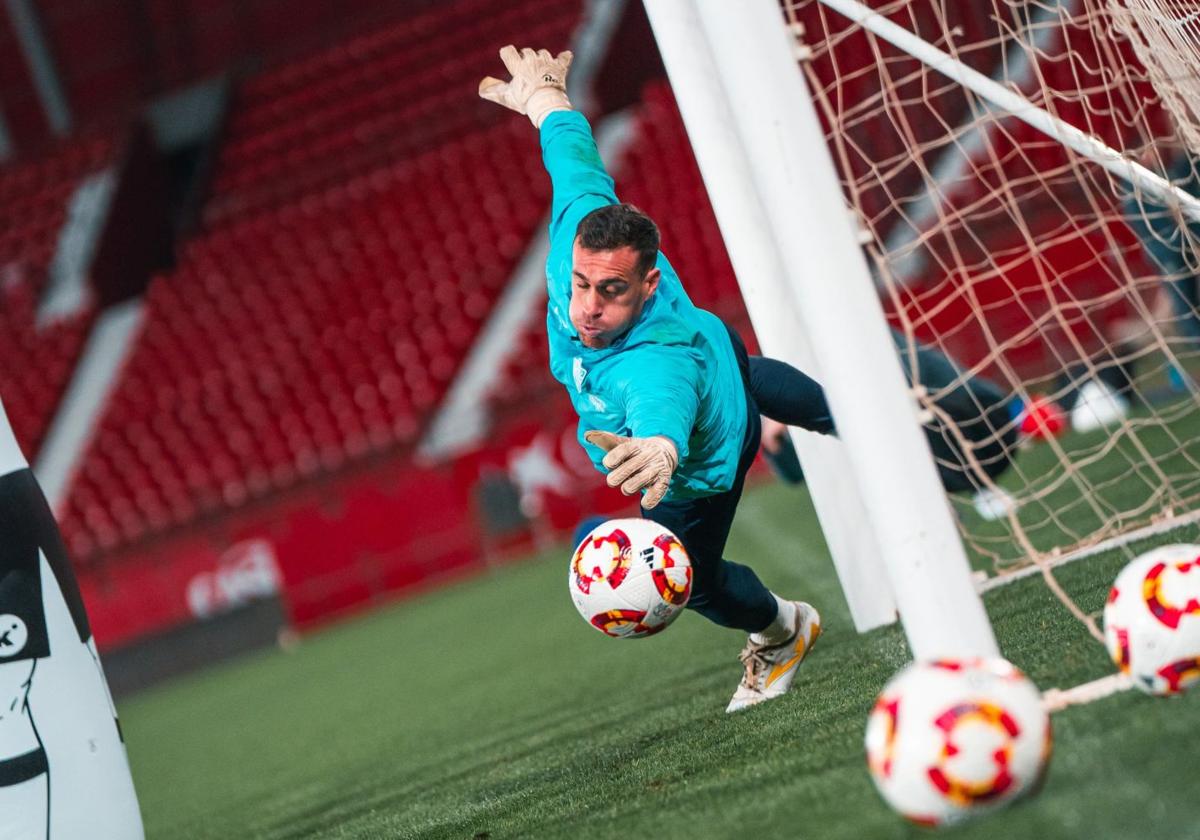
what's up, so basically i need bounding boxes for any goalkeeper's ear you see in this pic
[643,266,661,298]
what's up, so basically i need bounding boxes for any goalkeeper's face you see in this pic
[570,241,660,349]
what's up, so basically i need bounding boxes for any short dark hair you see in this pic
[576,203,660,276]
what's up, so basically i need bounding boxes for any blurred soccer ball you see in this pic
[568,518,691,638]
[1018,395,1066,440]
[865,658,1051,826]
[1104,543,1200,695]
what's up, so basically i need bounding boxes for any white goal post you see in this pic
[649,0,1200,661]
[644,0,1000,660]
[642,1,898,634]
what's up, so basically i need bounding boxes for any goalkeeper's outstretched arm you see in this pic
[478,45,620,247]
[540,113,620,246]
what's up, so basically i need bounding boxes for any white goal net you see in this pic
[782,0,1200,596]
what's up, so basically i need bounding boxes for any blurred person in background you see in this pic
[1123,145,1200,392]
[760,328,1021,521]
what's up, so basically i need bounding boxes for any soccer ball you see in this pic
[865,658,1051,826]
[1103,543,1200,695]
[568,518,691,638]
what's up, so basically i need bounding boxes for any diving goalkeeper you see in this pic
[480,47,830,713]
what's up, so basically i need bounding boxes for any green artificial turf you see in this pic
[119,477,1200,839]
[952,395,1200,569]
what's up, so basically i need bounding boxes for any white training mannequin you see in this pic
[0,395,144,839]
[0,397,27,479]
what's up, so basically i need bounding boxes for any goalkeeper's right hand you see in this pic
[479,45,573,128]
[584,430,679,510]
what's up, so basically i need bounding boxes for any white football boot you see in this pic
[726,601,822,713]
[1070,378,1128,432]
[971,485,1017,521]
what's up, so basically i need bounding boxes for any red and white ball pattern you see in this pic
[865,658,1051,826]
[568,518,691,639]
[1104,543,1200,695]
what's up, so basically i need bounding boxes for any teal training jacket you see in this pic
[539,110,748,501]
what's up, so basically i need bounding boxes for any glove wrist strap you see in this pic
[650,436,679,472]
[528,88,572,128]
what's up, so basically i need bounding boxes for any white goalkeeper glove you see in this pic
[478,45,573,128]
[584,431,679,510]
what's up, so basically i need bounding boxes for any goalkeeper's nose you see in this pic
[580,288,604,320]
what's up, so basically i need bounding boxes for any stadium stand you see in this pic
[24,0,434,128]
[56,0,586,561]
[203,0,580,226]
[0,133,116,456]
[58,118,552,559]
[46,0,1141,566]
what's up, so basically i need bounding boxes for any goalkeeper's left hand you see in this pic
[584,431,678,510]
[478,45,573,128]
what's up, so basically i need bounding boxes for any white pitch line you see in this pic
[976,508,1200,594]
[1042,673,1134,712]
